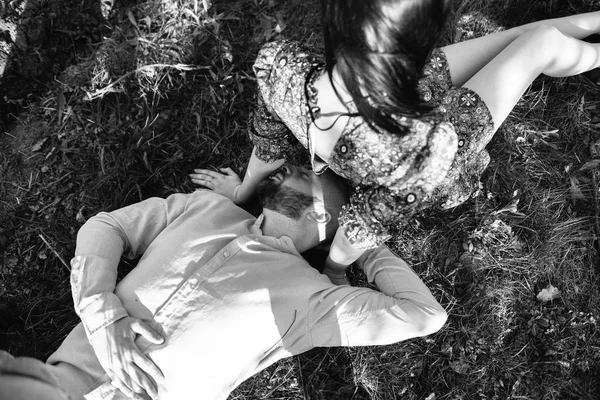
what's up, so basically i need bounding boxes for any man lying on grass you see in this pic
[0,163,447,400]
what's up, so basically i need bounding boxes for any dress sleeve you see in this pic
[338,185,419,249]
[248,93,299,163]
[334,120,459,249]
[249,40,304,163]
[418,48,453,106]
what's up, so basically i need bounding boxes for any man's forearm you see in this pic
[71,214,129,338]
[309,246,447,348]
[71,193,192,338]
[358,246,448,335]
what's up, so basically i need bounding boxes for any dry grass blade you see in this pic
[84,63,212,100]
[38,233,70,272]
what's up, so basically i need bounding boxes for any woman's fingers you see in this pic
[190,168,239,189]
[190,169,217,187]
[189,167,241,201]
[219,167,236,176]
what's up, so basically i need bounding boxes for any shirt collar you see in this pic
[251,214,264,234]
[253,214,300,256]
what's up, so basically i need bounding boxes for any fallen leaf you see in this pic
[537,284,560,302]
[569,176,585,200]
[128,10,138,30]
[449,360,470,374]
[31,137,47,152]
[580,159,600,171]
[76,207,86,224]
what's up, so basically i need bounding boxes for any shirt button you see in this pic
[189,278,198,286]
[223,251,230,258]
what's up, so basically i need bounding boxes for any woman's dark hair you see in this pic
[321,0,451,134]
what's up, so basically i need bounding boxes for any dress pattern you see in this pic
[249,40,495,249]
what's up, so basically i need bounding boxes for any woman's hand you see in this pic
[189,168,242,204]
[89,317,165,400]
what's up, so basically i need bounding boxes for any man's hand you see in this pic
[89,317,165,400]
[189,167,242,204]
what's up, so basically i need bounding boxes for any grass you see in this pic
[1,0,600,398]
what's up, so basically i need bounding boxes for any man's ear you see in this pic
[306,210,331,224]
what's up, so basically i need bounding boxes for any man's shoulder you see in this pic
[185,190,253,217]
[184,189,231,206]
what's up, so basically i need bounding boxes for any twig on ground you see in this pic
[38,233,70,272]
[295,356,308,400]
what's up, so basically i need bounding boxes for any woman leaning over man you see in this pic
[190,0,600,284]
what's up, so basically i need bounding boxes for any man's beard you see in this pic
[257,178,315,220]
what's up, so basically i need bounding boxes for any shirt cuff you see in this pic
[77,293,128,338]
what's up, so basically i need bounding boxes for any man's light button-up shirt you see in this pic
[52,190,447,400]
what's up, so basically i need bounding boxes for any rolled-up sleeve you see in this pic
[308,246,447,347]
[71,193,193,338]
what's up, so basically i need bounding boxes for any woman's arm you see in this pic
[238,149,285,203]
[189,148,284,205]
[190,91,295,204]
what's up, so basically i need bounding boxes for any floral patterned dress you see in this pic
[249,40,494,249]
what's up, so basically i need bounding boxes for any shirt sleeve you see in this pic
[70,193,194,338]
[308,246,447,347]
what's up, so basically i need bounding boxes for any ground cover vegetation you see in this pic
[1,0,600,398]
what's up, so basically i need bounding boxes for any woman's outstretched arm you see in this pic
[442,10,600,87]
[236,149,285,203]
[190,147,284,204]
